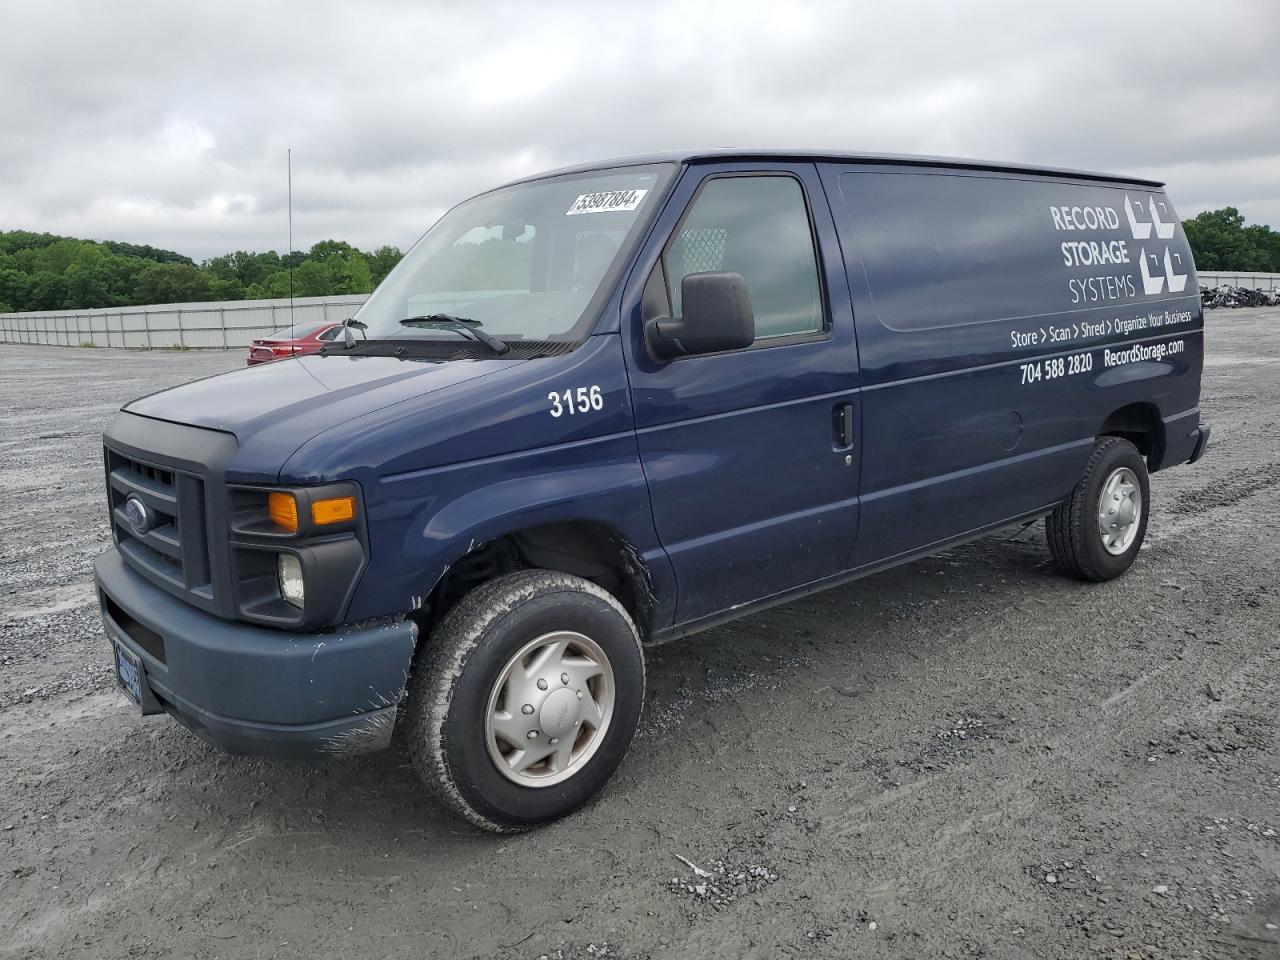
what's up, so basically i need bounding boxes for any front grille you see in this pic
[105,446,214,607]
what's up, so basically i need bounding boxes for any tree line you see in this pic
[1181,208,1280,274]
[2,206,1277,314]
[0,231,403,313]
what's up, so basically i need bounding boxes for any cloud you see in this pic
[1,0,1277,259]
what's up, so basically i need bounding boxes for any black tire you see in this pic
[1045,436,1150,582]
[404,569,645,832]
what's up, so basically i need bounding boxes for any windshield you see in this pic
[353,164,673,343]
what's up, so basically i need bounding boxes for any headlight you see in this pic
[228,481,364,628]
[278,553,305,608]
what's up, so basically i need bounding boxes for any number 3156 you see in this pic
[548,385,604,417]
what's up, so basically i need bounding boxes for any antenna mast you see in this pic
[287,147,295,331]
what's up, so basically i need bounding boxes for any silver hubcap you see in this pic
[1097,466,1142,555]
[484,631,615,788]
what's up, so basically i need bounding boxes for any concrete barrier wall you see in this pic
[0,295,371,349]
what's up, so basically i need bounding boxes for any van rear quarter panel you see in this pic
[820,163,1203,565]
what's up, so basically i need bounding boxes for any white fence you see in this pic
[0,294,372,350]
[3,269,1279,352]
[1198,271,1280,292]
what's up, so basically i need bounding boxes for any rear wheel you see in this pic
[1045,436,1150,581]
[404,569,644,832]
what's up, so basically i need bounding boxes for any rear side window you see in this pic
[664,176,823,340]
[267,322,329,339]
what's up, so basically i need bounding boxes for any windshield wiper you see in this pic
[398,314,510,355]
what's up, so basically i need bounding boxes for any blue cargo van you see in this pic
[95,150,1210,830]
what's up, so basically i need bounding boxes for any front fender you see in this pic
[347,432,677,632]
[415,461,646,550]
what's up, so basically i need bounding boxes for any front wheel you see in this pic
[1045,436,1150,581]
[404,570,645,832]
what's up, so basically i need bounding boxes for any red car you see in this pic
[246,322,354,365]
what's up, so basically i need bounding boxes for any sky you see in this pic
[1,0,1278,261]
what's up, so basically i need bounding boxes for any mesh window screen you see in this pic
[679,227,727,275]
[664,177,822,338]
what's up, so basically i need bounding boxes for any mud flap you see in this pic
[1188,423,1211,464]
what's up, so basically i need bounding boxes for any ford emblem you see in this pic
[123,495,153,536]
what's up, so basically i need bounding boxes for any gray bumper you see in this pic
[94,547,417,759]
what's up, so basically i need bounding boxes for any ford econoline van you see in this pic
[95,150,1209,830]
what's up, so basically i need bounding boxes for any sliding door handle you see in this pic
[832,402,854,448]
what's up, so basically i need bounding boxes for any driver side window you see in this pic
[663,175,824,341]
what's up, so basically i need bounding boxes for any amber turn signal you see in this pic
[268,492,299,532]
[311,496,356,525]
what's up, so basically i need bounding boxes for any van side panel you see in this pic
[822,164,1203,566]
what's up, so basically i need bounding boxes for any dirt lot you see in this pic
[2,312,1278,960]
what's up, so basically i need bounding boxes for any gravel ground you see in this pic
[2,313,1278,960]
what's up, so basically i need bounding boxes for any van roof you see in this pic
[511,149,1164,189]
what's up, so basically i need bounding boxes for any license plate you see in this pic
[114,642,143,705]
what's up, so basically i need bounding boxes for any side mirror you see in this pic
[645,272,755,359]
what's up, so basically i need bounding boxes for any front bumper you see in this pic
[94,547,417,759]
